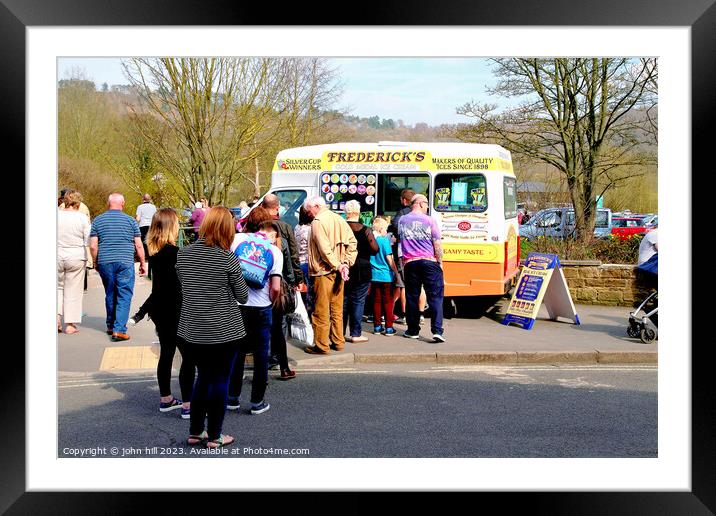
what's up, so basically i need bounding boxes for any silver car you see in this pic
[520,207,613,240]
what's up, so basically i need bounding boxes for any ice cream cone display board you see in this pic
[503,253,580,330]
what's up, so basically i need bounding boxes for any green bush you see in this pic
[520,234,643,264]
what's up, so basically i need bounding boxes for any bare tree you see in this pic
[282,58,344,147]
[455,58,657,241]
[121,58,288,207]
[640,58,658,145]
[239,58,345,199]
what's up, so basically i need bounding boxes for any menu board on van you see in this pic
[322,172,376,213]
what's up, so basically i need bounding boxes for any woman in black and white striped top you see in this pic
[176,206,249,449]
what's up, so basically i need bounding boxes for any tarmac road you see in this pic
[58,363,657,458]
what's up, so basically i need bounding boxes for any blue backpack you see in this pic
[233,233,275,289]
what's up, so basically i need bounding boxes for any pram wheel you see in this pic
[627,325,639,338]
[640,326,657,344]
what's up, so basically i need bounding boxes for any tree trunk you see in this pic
[253,156,261,198]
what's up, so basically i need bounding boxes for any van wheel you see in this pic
[452,296,502,319]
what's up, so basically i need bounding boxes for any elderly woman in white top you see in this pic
[57,190,91,334]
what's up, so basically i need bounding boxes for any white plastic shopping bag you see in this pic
[289,292,314,346]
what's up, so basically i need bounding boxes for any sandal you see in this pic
[206,434,235,449]
[186,430,208,445]
[65,325,79,334]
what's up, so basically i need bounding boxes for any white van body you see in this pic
[260,141,521,296]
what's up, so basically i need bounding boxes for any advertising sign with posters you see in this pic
[502,253,580,330]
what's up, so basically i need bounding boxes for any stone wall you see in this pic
[557,261,653,307]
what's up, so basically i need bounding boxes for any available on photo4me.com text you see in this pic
[62,446,311,457]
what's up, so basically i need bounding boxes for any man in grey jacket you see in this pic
[261,194,305,371]
[262,194,305,287]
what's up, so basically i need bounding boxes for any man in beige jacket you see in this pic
[303,196,357,354]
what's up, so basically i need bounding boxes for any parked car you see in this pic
[638,213,658,228]
[610,217,648,241]
[520,207,613,241]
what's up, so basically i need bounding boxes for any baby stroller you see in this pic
[628,253,658,344]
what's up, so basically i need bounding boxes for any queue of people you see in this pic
[301,190,445,354]
[57,187,447,448]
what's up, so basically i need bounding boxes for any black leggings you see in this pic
[156,326,195,400]
[270,305,289,370]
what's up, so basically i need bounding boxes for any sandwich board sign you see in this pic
[502,252,580,330]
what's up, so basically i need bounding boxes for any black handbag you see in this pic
[274,278,297,314]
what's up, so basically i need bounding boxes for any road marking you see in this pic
[556,377,614,389]
[58,365,655,388]
[59,375,157,384]
[291,370,390,375]
[294,367,359,372]
[59,378,158,389]
[422,365,656,371]
[58,370,395,388]
[407,366,657,373]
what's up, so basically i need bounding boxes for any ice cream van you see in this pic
[257,141,521,297]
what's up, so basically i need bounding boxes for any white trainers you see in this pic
[432,333,445,343]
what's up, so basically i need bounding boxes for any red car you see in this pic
[611,217,647,241]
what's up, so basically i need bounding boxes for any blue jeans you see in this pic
[343,280,371,337]
[229,305,272,405]
[181,338,239,440]
[404,260,444,336]
[97,262,135,334]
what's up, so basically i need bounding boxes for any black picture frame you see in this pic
[5,0,708,511]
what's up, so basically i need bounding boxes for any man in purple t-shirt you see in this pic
[397,194,445,342]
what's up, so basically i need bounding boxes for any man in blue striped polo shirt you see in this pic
[90,193,147,341]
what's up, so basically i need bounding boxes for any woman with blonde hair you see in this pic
[176,206,249,448]
[143,208,195,418]
[57,190,91,334]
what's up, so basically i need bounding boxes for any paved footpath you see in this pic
[58,267,657,377]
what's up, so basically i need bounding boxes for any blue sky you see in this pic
[58,57,500,126]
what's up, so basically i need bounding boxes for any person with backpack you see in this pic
[342,200,379,343]
[227,213,284,416]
